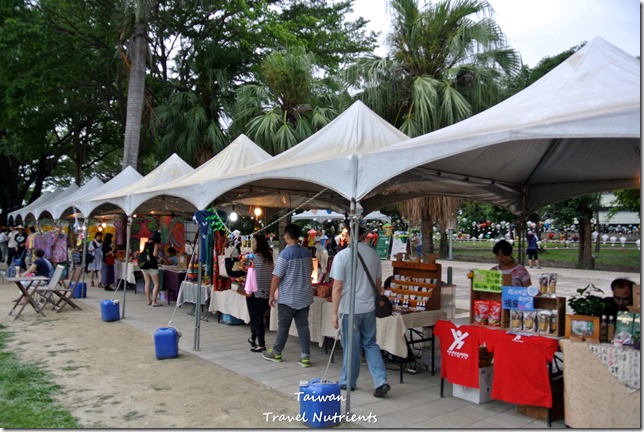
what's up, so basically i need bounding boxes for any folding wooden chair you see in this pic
[35,266,82,313]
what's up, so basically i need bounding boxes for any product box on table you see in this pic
[452,366,493,404]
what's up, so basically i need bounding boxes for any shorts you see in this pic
[140,268,159,276]
[526,249,539,260]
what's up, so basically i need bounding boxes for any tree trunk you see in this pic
[122,24,147,170]
[578,220,594,269]
[438,230,448,258]
[278,209,288,251]
[420,217,433,257]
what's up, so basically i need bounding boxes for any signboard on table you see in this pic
[375,232,391,259]
[471,269,502,293]
[389,231,408,259]
[501,286,537,310]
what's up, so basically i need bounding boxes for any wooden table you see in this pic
[7,276,50,320]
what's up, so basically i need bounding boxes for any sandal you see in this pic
[91,281,95,287]
[152,303,163,307]
[250,346,266,352]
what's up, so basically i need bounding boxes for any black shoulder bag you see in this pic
[357,252,393,318]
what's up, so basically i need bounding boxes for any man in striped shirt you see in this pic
[262,224,314,367]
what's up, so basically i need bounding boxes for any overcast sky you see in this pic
[348,0,640,67]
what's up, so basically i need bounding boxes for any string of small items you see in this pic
[205,187,330,239]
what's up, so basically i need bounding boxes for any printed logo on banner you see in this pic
[447,329,470,359]
[512,334,525,343]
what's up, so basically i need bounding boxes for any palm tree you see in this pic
[120,0,155,170]
[345,0,521,257]
[346,0,521,136]
[231,46,350,155]
[398,196,461,258]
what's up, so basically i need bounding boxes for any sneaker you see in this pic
[262,350,282,363]
[537,266,542,269]
[373,383,391,398]
[298,357,311,368]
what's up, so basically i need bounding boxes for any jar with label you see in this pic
[537,310,551,334]
[549,311,558,334]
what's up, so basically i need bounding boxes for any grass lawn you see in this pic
[0,324,80,428]
[448,240,641,272]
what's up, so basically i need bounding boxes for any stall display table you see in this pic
[7,276,50,320]
[177,281,212,320]
[115,261,139,285]
[269,296,327,345]
[158,267,187,304]
[559,339,640,428]
[209,289,251,324]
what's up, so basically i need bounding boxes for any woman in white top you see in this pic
[87,232,103,287]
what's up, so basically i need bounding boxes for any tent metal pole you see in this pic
[345,199,361,414]
[194,233,202,351]
[80,216,88,288]
[121,216,131,318]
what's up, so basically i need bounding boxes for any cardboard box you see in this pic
[516,376,564,422]
[453,366,493,404]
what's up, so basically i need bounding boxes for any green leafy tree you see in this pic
[543,194,602,269]
[344,0,521,136]
[608,188,641,216]
[345,0,520,257]
[231,47,350,154]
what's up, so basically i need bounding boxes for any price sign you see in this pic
[502,286,535,310]
[471,269,502,292]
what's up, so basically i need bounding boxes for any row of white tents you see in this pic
[9,38,639,229]
[7,38,640,410]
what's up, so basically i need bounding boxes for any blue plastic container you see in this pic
[299,378,341,428]
[100,299,120,322]
[71,282,87,299]
[222,314,244,325]
[154,327,179,360]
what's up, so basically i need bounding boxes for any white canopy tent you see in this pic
[23,184,80,223]
[8,190,57,223]
[149,103,409,212]
[89,153,195,217]
[51,177,105,220]
[356,38,640,216]
[291,209,390,223]
[71,166,143,218]
[140,134,272,211]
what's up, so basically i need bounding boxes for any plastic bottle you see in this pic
[607,316,615,341]
[600,315,608,343]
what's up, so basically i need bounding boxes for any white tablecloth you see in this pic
[115,261,139,284]
[209,289,251,323]
[177,281,211,306]
[319,308,446,358]
[269,296,328,346]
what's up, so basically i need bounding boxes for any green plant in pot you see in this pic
[568,284,609,317]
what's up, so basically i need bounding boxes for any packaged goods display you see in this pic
[537,273,557,297]
[510,309,523,331]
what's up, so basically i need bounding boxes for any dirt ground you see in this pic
[0,282,301,429]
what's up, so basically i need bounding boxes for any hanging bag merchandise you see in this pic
[357,252,393,318]
[244,266,258,295]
